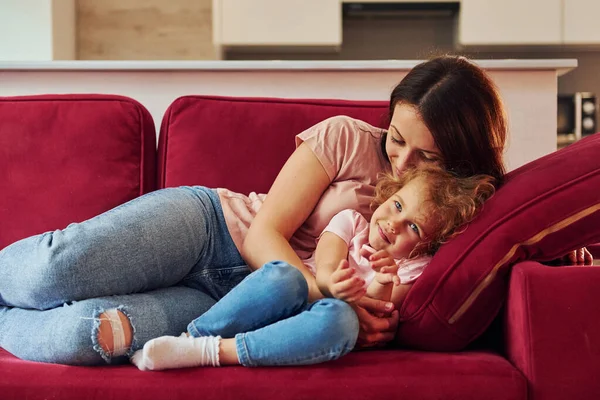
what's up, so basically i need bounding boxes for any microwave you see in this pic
[557,93,597,144]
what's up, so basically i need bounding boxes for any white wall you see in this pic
[0,0,74,61]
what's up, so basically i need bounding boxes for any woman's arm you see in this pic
[242,143,331,302]
[242,142,399,345]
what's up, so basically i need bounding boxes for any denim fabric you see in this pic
[188,261,360,367]
[0,187,250,365]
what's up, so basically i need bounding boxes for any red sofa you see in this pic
[1,94,599,400]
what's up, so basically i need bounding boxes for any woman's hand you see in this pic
[549,247,594,266]
[327,260,366,303]
[564,247,594,265]
[352,296,399,348]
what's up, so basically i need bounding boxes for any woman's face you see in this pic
[386,104,442,177]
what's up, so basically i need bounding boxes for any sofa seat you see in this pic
[0,348,526,400]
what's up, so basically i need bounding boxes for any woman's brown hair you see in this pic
[386,55,507,184]
[372,166,496,257]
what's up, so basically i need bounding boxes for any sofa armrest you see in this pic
[504,261,600,400]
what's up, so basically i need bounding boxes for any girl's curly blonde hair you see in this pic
[371,166,496,257]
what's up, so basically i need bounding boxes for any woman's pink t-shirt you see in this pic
[217,115,390,260]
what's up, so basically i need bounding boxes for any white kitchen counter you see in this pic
[0,59,577,74]
[0,59,577,171]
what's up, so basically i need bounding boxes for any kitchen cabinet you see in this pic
[563,0,600,44]
[213,0,341,49]
[459,0,561,45]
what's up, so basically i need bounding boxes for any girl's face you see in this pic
[368,177,435,259]
[386,104,442,177]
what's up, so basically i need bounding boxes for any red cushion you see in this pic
[0,348,526,400]
[0,94,156,250]
[157,96,388,193]
[397,133,600,350]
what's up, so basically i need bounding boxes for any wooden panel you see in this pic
[52,0,76,60]
[77,0,217,60]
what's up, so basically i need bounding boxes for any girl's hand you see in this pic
[374,266,401,286]
[360,247,396,272]
[327,259,366,303]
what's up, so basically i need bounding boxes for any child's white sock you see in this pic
[130,333,221,371]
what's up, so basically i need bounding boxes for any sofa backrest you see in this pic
[0,94,156,250]
[157,96,389,194]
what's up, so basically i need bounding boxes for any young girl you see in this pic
[130,166,495,370]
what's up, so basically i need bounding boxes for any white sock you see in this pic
[130,333,221,371]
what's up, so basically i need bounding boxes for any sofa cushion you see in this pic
[396,133,600,350]
[157,96,388,193]
[0,94,156,250]
[0,348,526,400]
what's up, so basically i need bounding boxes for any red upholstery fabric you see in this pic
[588,243,600,258]
[0,348,526,400]
[396,133,600,351]
[157,96,388,192]
[0,94,156,250]
[505,261,600,400]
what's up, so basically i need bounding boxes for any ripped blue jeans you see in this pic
[0,187,251,365]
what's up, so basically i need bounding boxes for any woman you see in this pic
[0,55,589,366]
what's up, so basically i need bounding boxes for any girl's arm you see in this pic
[315,232,365,302]
[362,249,398,301]
[315,232,349,297]
[366,275,413,313]
[362,249,413,309]
[366,276,394,302]
[242,143,331,302]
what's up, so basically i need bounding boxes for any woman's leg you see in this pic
[0,187,226,310]
[0,286,216,365]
